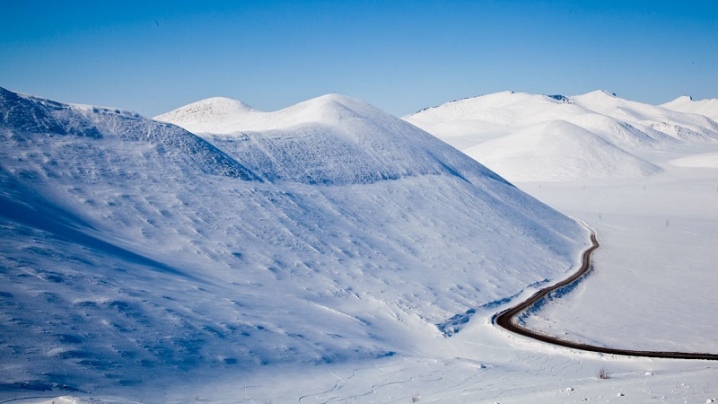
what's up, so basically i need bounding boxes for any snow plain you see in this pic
[2,87,718,403]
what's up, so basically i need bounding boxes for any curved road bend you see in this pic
[495,231,718,361]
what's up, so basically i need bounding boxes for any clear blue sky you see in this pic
[1,0,717,117]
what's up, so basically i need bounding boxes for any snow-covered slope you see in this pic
[0,87,587,398]
[158,93,419,134]
[661,95,718,121]
[154,97,261,134]
[405,90,718,182]
[404,92,588,149]
[161,94,507,185]
[465,120,661,182]
[571,90,718,143]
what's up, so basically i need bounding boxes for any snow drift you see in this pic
[0,87,587,398]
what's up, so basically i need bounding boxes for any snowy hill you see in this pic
[661,95,718,121]
[153,96,260,134]
[405,90,718,182]
[0,87,587,398]
[160,94,506,185]
[570,90,718,143]
[465,120,661,182]
[403,91,588,149]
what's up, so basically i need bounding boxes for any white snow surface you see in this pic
[662,95,718,121]
[464,120,660,182]
[156,93,401,134]
[160,94,503,185]
[0,87,587,400]
[4,87,718,403]
[153,97,260,134]
[669,151,718,168]
[405,90,718,182]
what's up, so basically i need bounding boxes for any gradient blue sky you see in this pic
[2,0,717,117]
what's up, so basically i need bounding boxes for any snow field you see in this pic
[2,87,718,402]
[0,87,587,400]
[518,159,718,353]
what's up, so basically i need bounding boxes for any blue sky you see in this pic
[1,0,717,117]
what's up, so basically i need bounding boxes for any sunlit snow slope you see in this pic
[465,120,660,182]
[0,87,587,397]
[662,95,718,122]
[405,91,718,182]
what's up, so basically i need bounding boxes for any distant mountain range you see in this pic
[662,95,718,121]
[404,90,718,181]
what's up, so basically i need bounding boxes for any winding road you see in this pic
[495,230,718,361]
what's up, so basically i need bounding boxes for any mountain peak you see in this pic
[157,96,256,117]
[154,97,258,133]
[661,95,718,121]
[288,93,370,115]
[308,93,363,104]
[577,90,617,99]
[277,93,380,124]
[568,90,624,113]
[200,96,255,109]
[156,93,384,134]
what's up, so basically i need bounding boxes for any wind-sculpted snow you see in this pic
[405,90,718,182]
[0,87,587,398]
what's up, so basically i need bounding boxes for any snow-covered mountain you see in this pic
[571,90,718,143]
[405,91,718,182]
[661,95,718,121]
[159,94,511,185]
[154,96,260,134]
[465,120,661,182]
[404,91,587,149]
[0,87,587,397]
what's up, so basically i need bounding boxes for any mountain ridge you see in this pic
[662,95,718,121]
[404,90,718,182]
[158,92,508,186]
